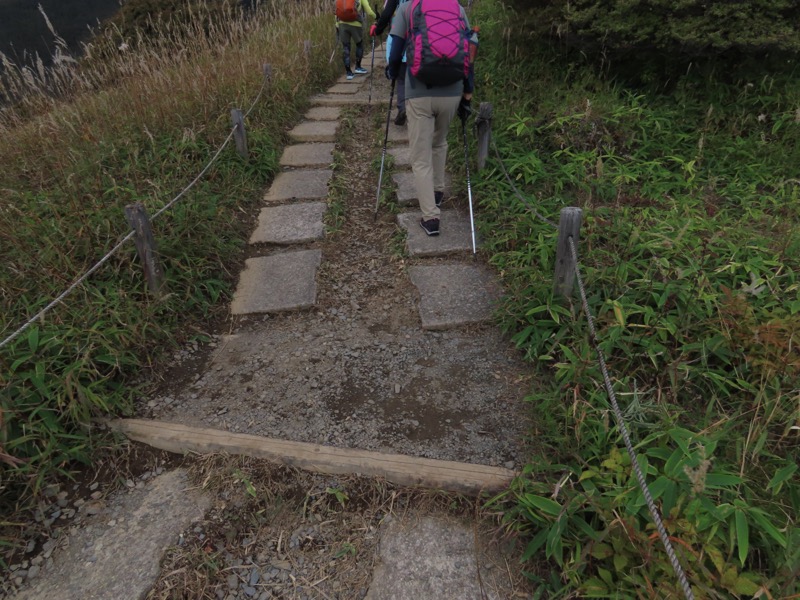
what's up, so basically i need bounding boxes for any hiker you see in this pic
[369,0,409,126]
[386,0,475,236]
[335,0,376,80]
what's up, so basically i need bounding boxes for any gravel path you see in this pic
[141,68,534,470]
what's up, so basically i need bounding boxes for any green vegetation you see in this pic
[2,0,798,595]
[0,0,339,511]
[518,0,800,55]
[468,0,799,596]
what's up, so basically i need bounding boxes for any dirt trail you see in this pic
[141,69,534,470]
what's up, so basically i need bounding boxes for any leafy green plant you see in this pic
[0,0,341,508]
[325,487,348,508]
[471,0,799,594]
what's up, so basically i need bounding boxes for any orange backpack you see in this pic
[336,0,360,21]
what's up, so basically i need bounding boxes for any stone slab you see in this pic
[304,106,341,121]
[365,516,505,600]
[287,120,339,143]
[231,250,322,315]
[388,146,411,168]
[279,143,334,168]
[397,210,475,256]
[12,470,209,600]
[311,93,388,106]
[250,202,327,245]
[387,122,409,143]
[264,169,331,203]
[393,171,451,206]
[327,83,362,94]
[409,264,501,330]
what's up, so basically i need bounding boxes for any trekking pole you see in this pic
[329,24,338,64]
[462,118,477,255]
[374,78,396,220]
[368,36,376,104]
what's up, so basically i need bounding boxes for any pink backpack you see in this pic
[407,0,469,86]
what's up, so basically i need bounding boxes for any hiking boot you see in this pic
[419,217,440,236]
[346,70,355,80]
[354,66,368,75]
[394,109,407,126]
[434,191,444,208]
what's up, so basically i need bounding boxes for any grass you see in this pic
[0,0,340,517]
[325,107,360,235]
[466,0,799,596]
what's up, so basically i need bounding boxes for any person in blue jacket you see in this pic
[369,0,409,125]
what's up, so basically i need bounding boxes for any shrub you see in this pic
[536,0,800,56]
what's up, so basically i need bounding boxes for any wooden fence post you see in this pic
[263,63,272,82]
[553,207,583,298]
[303,40,312,56]
[231,108,248,159]
[476,102,492,171]
[125,202,164,295]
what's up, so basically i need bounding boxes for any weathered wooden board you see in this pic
[109,419,515,496]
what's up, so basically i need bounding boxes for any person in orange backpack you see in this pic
[335,0,376,80]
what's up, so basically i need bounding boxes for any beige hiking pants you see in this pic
[406,95,461,220]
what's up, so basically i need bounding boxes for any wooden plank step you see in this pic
[109,419,515,496]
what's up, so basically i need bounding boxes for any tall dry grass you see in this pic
[0,0,340,507]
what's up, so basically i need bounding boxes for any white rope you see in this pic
[0,73,271,350]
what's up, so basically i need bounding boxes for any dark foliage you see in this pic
[513,0,800,58]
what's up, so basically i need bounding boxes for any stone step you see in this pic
[388,146,411,169]
[311,93,389,107]
[287,120,339,143]
[387,122,409,143]
[250,202,327,245]
[264,169,332,203]
[397,210,475,256]
[365,516,507,600]
[327,83,362,95]
[408,264,501,330]
[231,250,322,315]
[392,172,452,206]
[335,74,369,84]
[279,143,334,168]
[304,106,341,121]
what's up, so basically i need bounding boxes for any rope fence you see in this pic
[3,59,697,597]
[474,103,696,600]
[0,65,272,351]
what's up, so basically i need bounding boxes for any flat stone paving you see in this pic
[304,106,341,121]
[231,250,322,315]
[388,146,411,168]
[327,83,361,94]
[279,143,334,168]
[250,202,327,245]
[365,516,506,600]
[397,210,474,256]
[12,470,209,600]
[387,123,409,143]
[409,264,501,330]
[393,172,451,206]
[287,120,339,143]
[311,93,389,107]
[264,169,331,203]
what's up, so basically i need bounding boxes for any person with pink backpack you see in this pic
[386,0,475,236]
[369,0,411,126]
